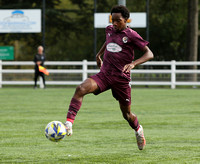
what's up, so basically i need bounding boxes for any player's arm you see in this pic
[123,46,154,73]
[34,55,41,65]
[96,42,106,68]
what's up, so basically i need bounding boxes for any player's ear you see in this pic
[124,18,128,23]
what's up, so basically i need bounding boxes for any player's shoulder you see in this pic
[106,25,113,29]
[106,25,113,32]
[125,27,138,36]
[125,28,144,42]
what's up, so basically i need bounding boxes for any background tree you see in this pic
[187,0,199,81]
[0,0,199,63]
[0,0,76,61]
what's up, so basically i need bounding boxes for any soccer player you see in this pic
[33,45,46,89]
[65,5,154,150]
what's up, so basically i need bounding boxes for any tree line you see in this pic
[0,0,199,62]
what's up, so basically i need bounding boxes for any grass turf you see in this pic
[0,88,200,163]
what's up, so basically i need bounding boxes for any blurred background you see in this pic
[0,0,199,88]
[0,0,199,62]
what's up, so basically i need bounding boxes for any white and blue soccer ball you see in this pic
[45,121,67,142]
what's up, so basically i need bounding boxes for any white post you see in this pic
[0,60,2,88]
[39,77,44,88]
[118,0,126,6]
[171,60,176,89]
[82,60,87,81]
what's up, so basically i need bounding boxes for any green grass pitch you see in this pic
[0,88,200,163]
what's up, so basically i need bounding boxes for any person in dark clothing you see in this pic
[34,45,46,88]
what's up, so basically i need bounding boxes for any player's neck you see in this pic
[121,26,128,31]
[118,26,128,32]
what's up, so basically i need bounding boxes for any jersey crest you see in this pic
[122,36,128,43]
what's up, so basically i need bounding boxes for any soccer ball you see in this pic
[45,121,67,142]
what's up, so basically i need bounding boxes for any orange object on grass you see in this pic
[39,65,49,75]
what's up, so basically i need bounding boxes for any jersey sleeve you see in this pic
[130,30,149,50]
[105,25,113,35]
[33,55,37,63]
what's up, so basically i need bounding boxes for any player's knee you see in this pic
[122,112,131,121]
[75,85,87,95]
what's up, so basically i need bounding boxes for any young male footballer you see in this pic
[65,5,154,150]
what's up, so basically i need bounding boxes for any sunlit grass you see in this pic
[0,88,200,163]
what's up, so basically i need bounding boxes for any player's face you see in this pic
[111,13,127,31]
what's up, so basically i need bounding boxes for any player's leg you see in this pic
[67,77,99,123]
[120,103,146,150]
[111,77,146,150]
[34,69,39,88]
[65,78,99,135]
[111,78,139,130]
[119,103,139,131]
[72,78,99,102]
[40,72,46,88]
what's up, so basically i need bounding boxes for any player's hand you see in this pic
[96,56,102,68]
[37,61,41,65]
[123,63,135,73]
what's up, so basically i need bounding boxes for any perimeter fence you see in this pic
[0,60,200,89]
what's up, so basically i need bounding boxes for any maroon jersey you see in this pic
[100,25,149,80]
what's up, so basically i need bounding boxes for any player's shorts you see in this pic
[90,72,131,106]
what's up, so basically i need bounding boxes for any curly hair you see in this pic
[111,5,130,19]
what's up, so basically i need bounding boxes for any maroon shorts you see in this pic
[90,72,131,106]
